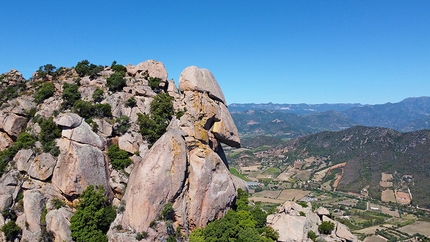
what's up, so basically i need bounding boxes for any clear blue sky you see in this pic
[1,1,429,105]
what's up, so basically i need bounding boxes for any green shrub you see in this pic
[107,144,132,170]
[1,221,21,241]
[318,221,335,235]
[125,97,137,108]
[0,132,36,176]
[148,77,161,92]
[38,117,61,155]
[106,72,126,92]
[114,115,130,135]
[137,92,174,144]
[61,83,81,109]
[136,231,148,241]
[159,202,174,221]
[92,88,104,103]
[75,60,104,78]
[70,185,116,242]
[34,82,55,103]
[307,230,318,241]
[111,61,127,73]
[298,201,308,208]
[73,101,112,119]
[51,198,66,209]
[300,211,306,216]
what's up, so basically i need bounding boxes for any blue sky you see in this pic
[1,1,429,105]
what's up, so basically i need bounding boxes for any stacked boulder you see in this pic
[108,66,241,240]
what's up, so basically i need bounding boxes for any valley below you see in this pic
[225,120,430,241]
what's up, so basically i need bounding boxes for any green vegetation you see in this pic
[36,116,61,155]
[61,83,81,109]
[159,202,174,221]
[0,132,36,176]
[229,167,250,181]
[148,77,162,92]
[137,92,174,144]
[125,96,137,108]
[51,198,66,209]
[92,88,104,103]
[107,144,132,170]
[73,100,112,119]
[114,115,130,135]
[111,61,127,73]
[318,221,335,234]
[34,82,55,103]
[0,80,26,106]
[307,230,318,241]
[106,71,126,92]
[189,189,278,242]
[70,185,116,242]
[1,221,21,241]
[75,60,104,78]
[297,201,308,208]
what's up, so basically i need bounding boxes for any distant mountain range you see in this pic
[229,97,430,138]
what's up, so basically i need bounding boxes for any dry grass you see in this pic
[252,190,281,199]
[398,221,430,237]
[277,189,310,201]
[249,196,285,204]
[381,172,393,181]
[395,191,411,205]
[363,235,387,242]
[381,190,396,203]
[379,181,393,188]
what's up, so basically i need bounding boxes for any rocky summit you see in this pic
[0,60,241,241]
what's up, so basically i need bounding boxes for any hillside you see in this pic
[230,97,430,138]
[227,126,430,209]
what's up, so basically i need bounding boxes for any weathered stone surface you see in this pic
[0,131,13,150]
[267,201,319,242]
[118,132,142,154]
[179,66,226,104]
[46,207,74,242]
[52,139,110,197]
[0,112,27,138]
[54,112,82,128]
[28,153,56,181]
[120,129,187,232]
[36,97,62,118]
[3,95,36,116]
[0,171,20,211]
[183,146,236,228]
[93,118,113,137]
[13,149,34,172]
[0,69,26,88]
[127,60,168,81]
[211,103,240,147]
[316,206,330,217]
[21,190,45,241]
[61,118,105,150]
[335,220,358,242]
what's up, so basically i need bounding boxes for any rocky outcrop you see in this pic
[179,66,226,103]
[52,138,110,198]
[0,69,26,88]
[0,61,241,241]
[109,65,240,240]
[267,201,358,242]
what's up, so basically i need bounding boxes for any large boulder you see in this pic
[52,139,110,198]
[127,60,168,81]
[28,153,57,181]
[46,207,74,242]
[180,145,236,229]
[54,113,82,128]
[211,103,240,147]
[20,190,45,241]
[0,131,13,150]
[0,112,27,138]
[119,129,187,232]
[179,66,226,104]
[14,149,35,172]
